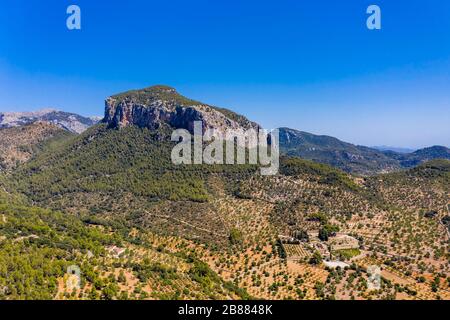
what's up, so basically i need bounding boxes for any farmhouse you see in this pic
[106,245,126,258]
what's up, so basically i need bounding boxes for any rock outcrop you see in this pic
[103,85,260,134]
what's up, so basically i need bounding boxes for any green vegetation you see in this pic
[188,257,251,300]
[0,200,116,299]
[308,212,329,224]
[0,187,249,300]
[1,94,448,301]
[334,249,361,260]
[374,159,450,187]
[111,85,200,107]
[293,229,309,241]
[0,122,74,171]
[410,159,450,180]
[229,228,243,245]
[309,251,323,265]
[280,157,359,191]
[279,127,450,175]
[132,260,177,283]
[12,124,258,208]
[318,224,340,241]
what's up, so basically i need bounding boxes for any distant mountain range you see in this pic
[1,88,448,175]
[372,146,416,153]
[0,109,101,134]
[279,127,450,175]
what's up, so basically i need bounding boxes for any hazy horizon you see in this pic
[1,103,448,151]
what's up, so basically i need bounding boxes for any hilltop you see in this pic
[104,85,259,133]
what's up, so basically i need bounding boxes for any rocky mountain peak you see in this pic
[104,85,260,134]
[109,85,198,109]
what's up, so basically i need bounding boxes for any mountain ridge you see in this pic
[279,127,450,175]
[372,145,416,153]
[0,109,100,134]
[3,87,448,175]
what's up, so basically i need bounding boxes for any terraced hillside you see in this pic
[5,125,448,300]
[0,182,249,300]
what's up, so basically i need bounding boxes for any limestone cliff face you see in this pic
[103,85,260,134]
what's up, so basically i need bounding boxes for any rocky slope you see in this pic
[104,85,260,134]
[0,122,73,171]
[0,109,100,134]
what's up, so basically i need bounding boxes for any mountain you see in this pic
[104,85,260,133]
[384,146,450,167]
[279,127,450,175]
[412,145,450,158]
[2,85,450,300]
[11,86,264,216]
[279,127,400,175]
[0,122,73,171]
[372,146,415,153]
[0,109,100,134]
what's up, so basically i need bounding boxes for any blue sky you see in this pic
[0,0,449,148]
